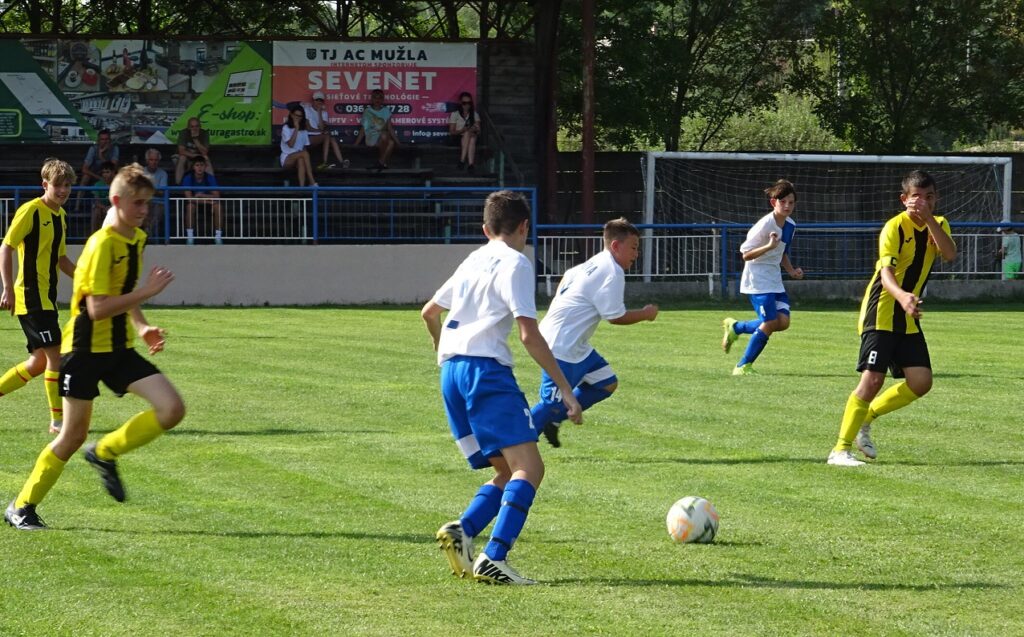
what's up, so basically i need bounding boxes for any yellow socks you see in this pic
[15,446,67,508]
[96,410,164,461]
[0,362,33,396]
[834,393,869,452]
[867,382,919,422]
[44,369,62,423]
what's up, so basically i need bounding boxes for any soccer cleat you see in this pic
[4,500,47,531]
[542,422,561,448]
[436,521,474,578]
[472,553,536,585]
[827,450,865,467]
[856,424,877,460]
[732,363,756,376]
[84,443,126,502]
[49,420,62,434]
[721,318,739,353]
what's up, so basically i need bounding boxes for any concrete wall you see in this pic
[61,244,489,306]
[57,245,1024,306]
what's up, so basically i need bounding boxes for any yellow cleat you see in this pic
[721,318,739,353]
[732,363,756,376]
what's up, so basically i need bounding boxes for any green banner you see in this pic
[166,42,271,145]
[0,39,95,143]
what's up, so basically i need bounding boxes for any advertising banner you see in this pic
[0,39,272,145]
[272,41,477,145]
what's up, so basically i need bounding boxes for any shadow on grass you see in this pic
[563,456,1024,467]
[64,526,424,542]
[548,572,1009,591]
[166,428,392,436]
[564,456,824,466]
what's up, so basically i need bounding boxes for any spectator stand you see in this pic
[0,183,537,246]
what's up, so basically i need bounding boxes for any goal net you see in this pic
[642,152,1012,280]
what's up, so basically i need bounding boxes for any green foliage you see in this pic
[0,306,1022,635]
[677,92,851,151]
[795,0,1024,153]
[557,0,811,151]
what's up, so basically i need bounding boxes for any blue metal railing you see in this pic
[0,185,538,245]
[535,221,1022,295]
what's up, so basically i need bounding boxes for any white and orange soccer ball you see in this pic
[666,496,719,544]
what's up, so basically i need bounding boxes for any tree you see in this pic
[797,0,1024,152]
[557,0,809,151]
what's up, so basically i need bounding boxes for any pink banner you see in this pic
[272,42,477,145]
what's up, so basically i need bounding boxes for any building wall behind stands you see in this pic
[57,244,1023,306]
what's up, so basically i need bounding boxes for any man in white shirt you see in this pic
[421,190,580,585]
[531,218,658,447]
[721,180,804,375]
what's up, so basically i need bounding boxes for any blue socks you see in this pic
[737,328,769,366]
[734,319,761,334]
[460,484,503,538]
[531,383,613,429]
[485,479,536,561]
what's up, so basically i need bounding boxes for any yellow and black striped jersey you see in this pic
[61,227,147,353]
[859,211,953,335]
[2,197,67,315]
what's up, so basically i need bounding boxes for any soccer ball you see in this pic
[666,496,719,544]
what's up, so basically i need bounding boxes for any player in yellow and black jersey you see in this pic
[827,170,957,467]
[0,159,77,433]
[4,164,185,531]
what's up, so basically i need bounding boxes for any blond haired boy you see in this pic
[0,158,77,433]
[5,163,184,530]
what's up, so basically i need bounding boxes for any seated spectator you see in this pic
[449,91,482,173]
[280,106,316,188]
[176,117,214,184]
[142,148,169,235]
[304,91,349,170]
[90,161,116,232]
[77,128,119,210]
[353,89,398,170]
[181,156,222,245]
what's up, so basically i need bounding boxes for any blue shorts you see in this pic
[440,355,537,470]
[537,349,617,405]
[749,292,791,322]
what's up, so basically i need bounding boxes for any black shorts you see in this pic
[59,349,160,400]
[18,311,61,353]
[857,330,931,379]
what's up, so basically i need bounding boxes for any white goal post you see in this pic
[641,152,1013,281]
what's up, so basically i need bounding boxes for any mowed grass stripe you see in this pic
[0,305,1020,636]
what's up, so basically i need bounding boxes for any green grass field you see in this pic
[0,304,1021,636]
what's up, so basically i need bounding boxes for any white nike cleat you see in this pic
[827,450,865,467]
[436,520,474,578]
[472,553,536,585]
[855,424,877,460]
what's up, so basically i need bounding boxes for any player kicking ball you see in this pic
[422,190,581,584]
[5,164,184,530]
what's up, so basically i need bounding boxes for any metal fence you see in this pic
[535,222,1018,295]
[0,186,537,244]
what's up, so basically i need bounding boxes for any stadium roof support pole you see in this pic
[642,151,656,282]
[580,0,596,225]
[1004,161,1013,223]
